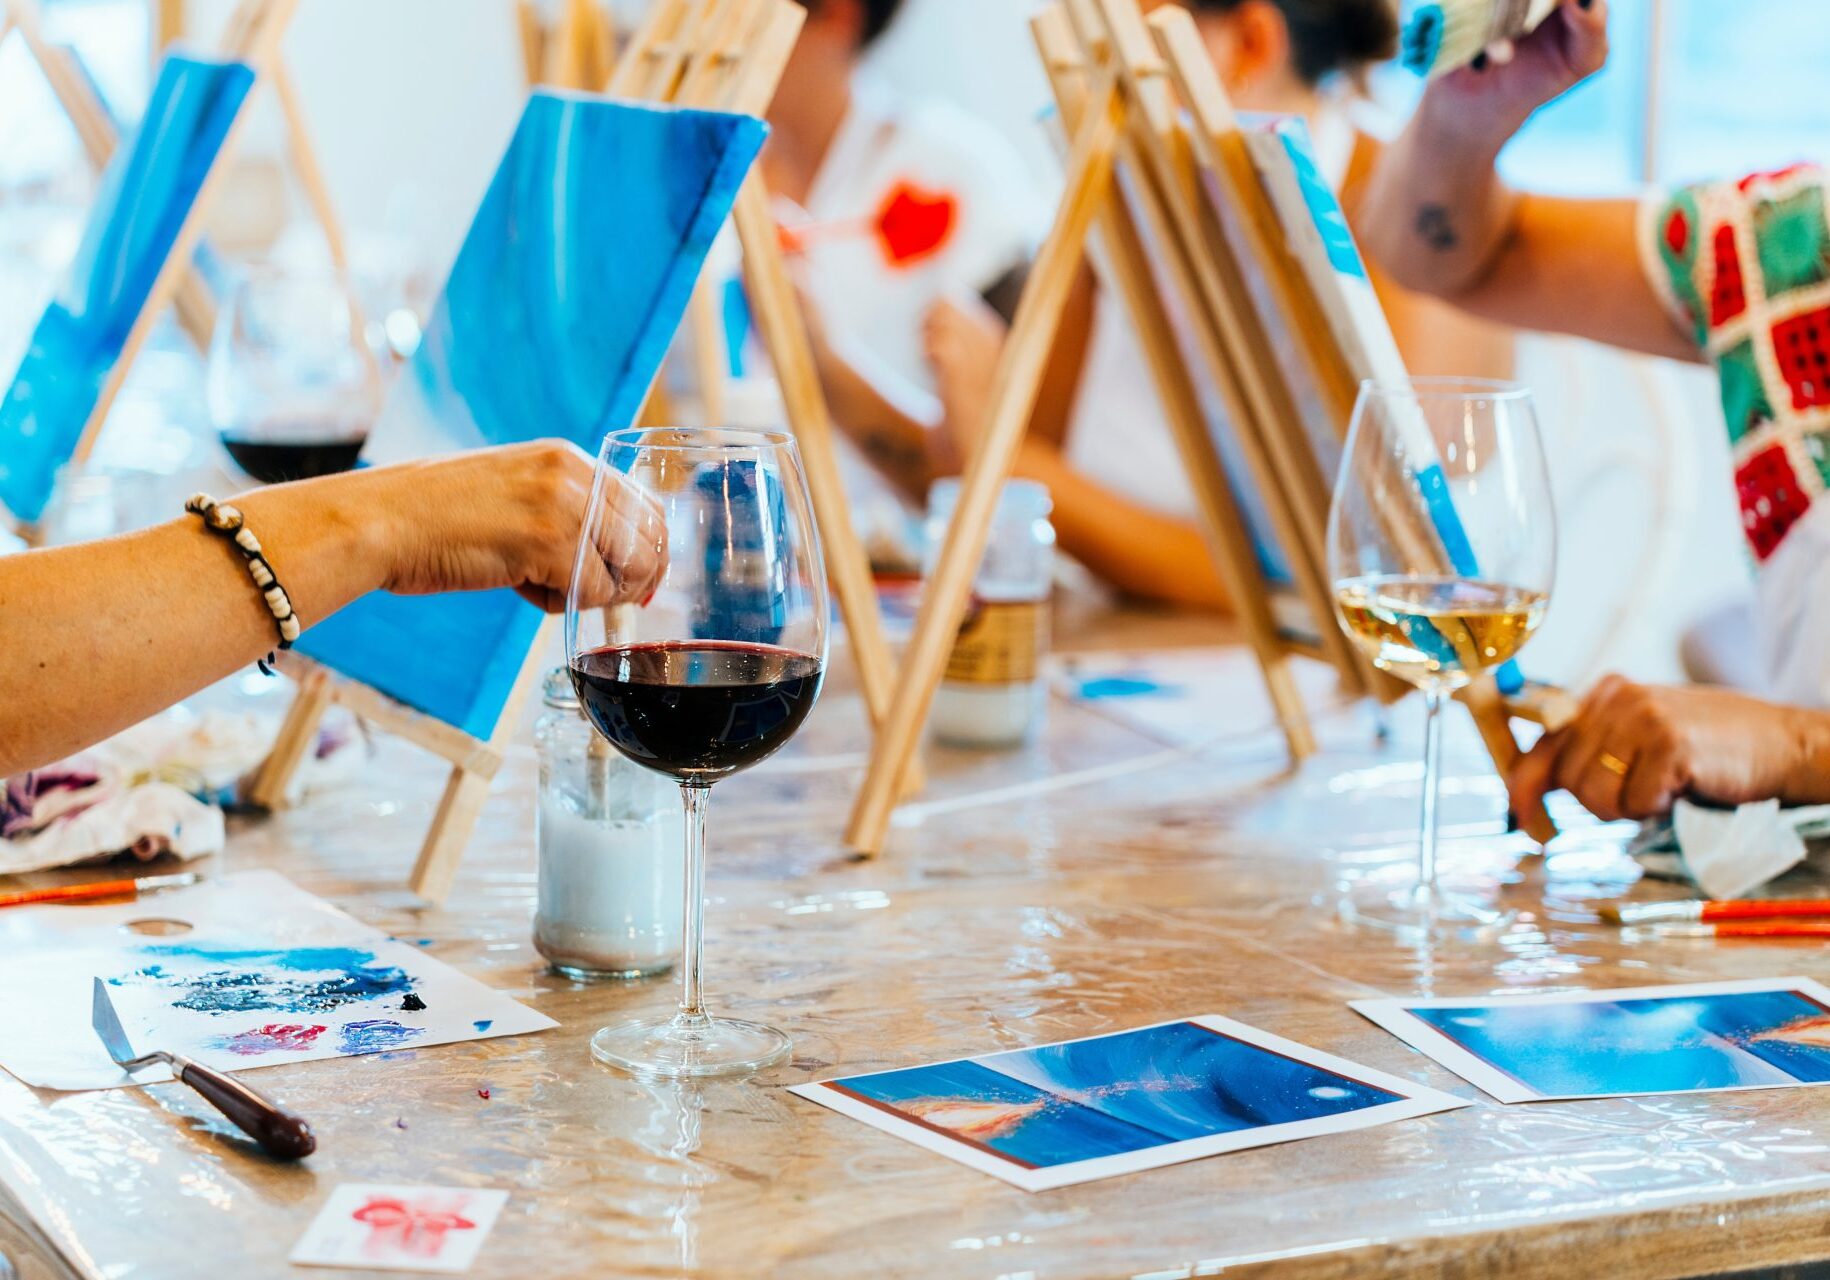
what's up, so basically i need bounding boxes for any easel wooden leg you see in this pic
[247,665,331,809]
[410,765,497,903]
[845,90,1121,855]
[687,278,726,428]
[730,180,902,736]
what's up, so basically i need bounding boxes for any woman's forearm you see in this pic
[1013,445,1227,611]
[0,478,387,775]
[1356,97,1521,300]
[0,440,656,778]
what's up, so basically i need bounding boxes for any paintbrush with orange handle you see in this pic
[1599,899,1830,926]
[0,871,199,909]
[1649,921,1830,940]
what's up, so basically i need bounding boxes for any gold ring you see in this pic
[1598,751,1629,777]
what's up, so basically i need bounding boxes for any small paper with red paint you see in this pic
[290,1184,508,1273]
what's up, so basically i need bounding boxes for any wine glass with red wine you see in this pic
[566,427,829,1078]
[209,263,381,485]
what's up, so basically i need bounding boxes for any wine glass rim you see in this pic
[600,426,797,454]
[1359,376,1532,402]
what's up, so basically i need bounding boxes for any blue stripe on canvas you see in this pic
[294,95,766,739]
[0,53,253,524]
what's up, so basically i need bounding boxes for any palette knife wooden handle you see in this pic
[168,1054,316,1160]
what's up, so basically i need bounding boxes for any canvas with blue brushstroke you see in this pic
[0,871,555,1091]
[293,93,766,742]
[793,1016,1465,1190]
[0,53,253,526]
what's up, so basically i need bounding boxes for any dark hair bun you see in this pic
[1191,0,1398,85]
[1283,0,1399,83]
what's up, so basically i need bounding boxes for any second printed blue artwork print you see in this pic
[834,1021,1402,1169]
[0,53,254,526]
[294,94,767,741]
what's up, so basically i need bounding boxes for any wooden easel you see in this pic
[251,0,906,902]
[844,0,1568,854]
[0,0,379,545]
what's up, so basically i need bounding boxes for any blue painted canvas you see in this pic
[295,94,766,741]
[0,53,254,525]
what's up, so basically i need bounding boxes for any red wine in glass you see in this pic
[569,641,823,783]
[220,428,368,485]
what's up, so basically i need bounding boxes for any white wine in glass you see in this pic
[1327,379,1556,938]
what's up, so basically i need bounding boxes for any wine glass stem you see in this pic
[1417,685,1445,905]
[677,783,711,1026]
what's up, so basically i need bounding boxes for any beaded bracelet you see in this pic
[186,493,301,675]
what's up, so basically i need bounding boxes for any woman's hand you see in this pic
[1425,0,1610,144]
[1507,675,1830,830]
[362,440,666,612]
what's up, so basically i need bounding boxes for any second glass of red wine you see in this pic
[208,263,381,485]
[566,427,829,1078]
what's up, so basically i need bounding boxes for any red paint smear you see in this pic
[353,1195,477,1260]
[874,181,957,267]
[477,1088,490,1100]
[214,1023,327,1056]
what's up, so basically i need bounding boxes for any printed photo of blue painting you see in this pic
[1408,989,1830,1098]
[830,1020,1403,1170]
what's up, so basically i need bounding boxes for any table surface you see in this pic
[2,605,1828,1280]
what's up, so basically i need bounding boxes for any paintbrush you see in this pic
[1600,898,1830,926]
[0,871,199,909]
[91,978,316,1160]
[1400,0,1561,77]
[1645,921,1830,941]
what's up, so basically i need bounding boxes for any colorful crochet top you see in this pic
[1643,165,1830,562]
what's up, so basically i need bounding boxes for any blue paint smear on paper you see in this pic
[1076,676,1181,701]
[339,1020,427,1055]
[117,944,417,1014]
[474,1020,494,1033]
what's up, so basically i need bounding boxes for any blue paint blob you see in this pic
[338,1019,427,1055]
[125,944,418,1015]
[1076,676,1179,701]
[473,1020,494,1033]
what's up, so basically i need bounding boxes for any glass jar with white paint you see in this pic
[532,669,684,979]
[924,479,1056,748]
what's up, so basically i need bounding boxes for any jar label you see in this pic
[945,598,1048,684]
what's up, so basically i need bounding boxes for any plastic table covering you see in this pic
[0,635,1827,1280]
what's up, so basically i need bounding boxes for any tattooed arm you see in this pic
[1356,0,1697,362]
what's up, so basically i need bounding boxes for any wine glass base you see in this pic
[1340,879,1514,942]
[591,1013,790,1079]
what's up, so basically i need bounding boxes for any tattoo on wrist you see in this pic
[1415,203,1458,252]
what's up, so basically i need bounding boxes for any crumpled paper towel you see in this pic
[1630,799,1830,899]
[0,784,222,876]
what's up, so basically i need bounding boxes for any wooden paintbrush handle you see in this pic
[1704,900,1830,922]
[171,1056,316,1160]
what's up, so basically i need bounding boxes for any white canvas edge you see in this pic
[1351,976,1830,1104]
[789,1014,1469,1192]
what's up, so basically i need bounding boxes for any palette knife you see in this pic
[91,978,316,1160]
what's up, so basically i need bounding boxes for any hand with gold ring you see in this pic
[1506,674,1830,839]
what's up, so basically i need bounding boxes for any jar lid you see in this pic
[927,477,1052,523]
[542,667,579,710]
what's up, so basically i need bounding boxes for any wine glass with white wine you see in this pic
[1327,378,1555,937]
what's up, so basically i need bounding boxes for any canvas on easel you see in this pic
[251,0,904,903]
[0,0,297,544]
[0,0,379,544]
[844,0,1569,854]
[243,91,766,903]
